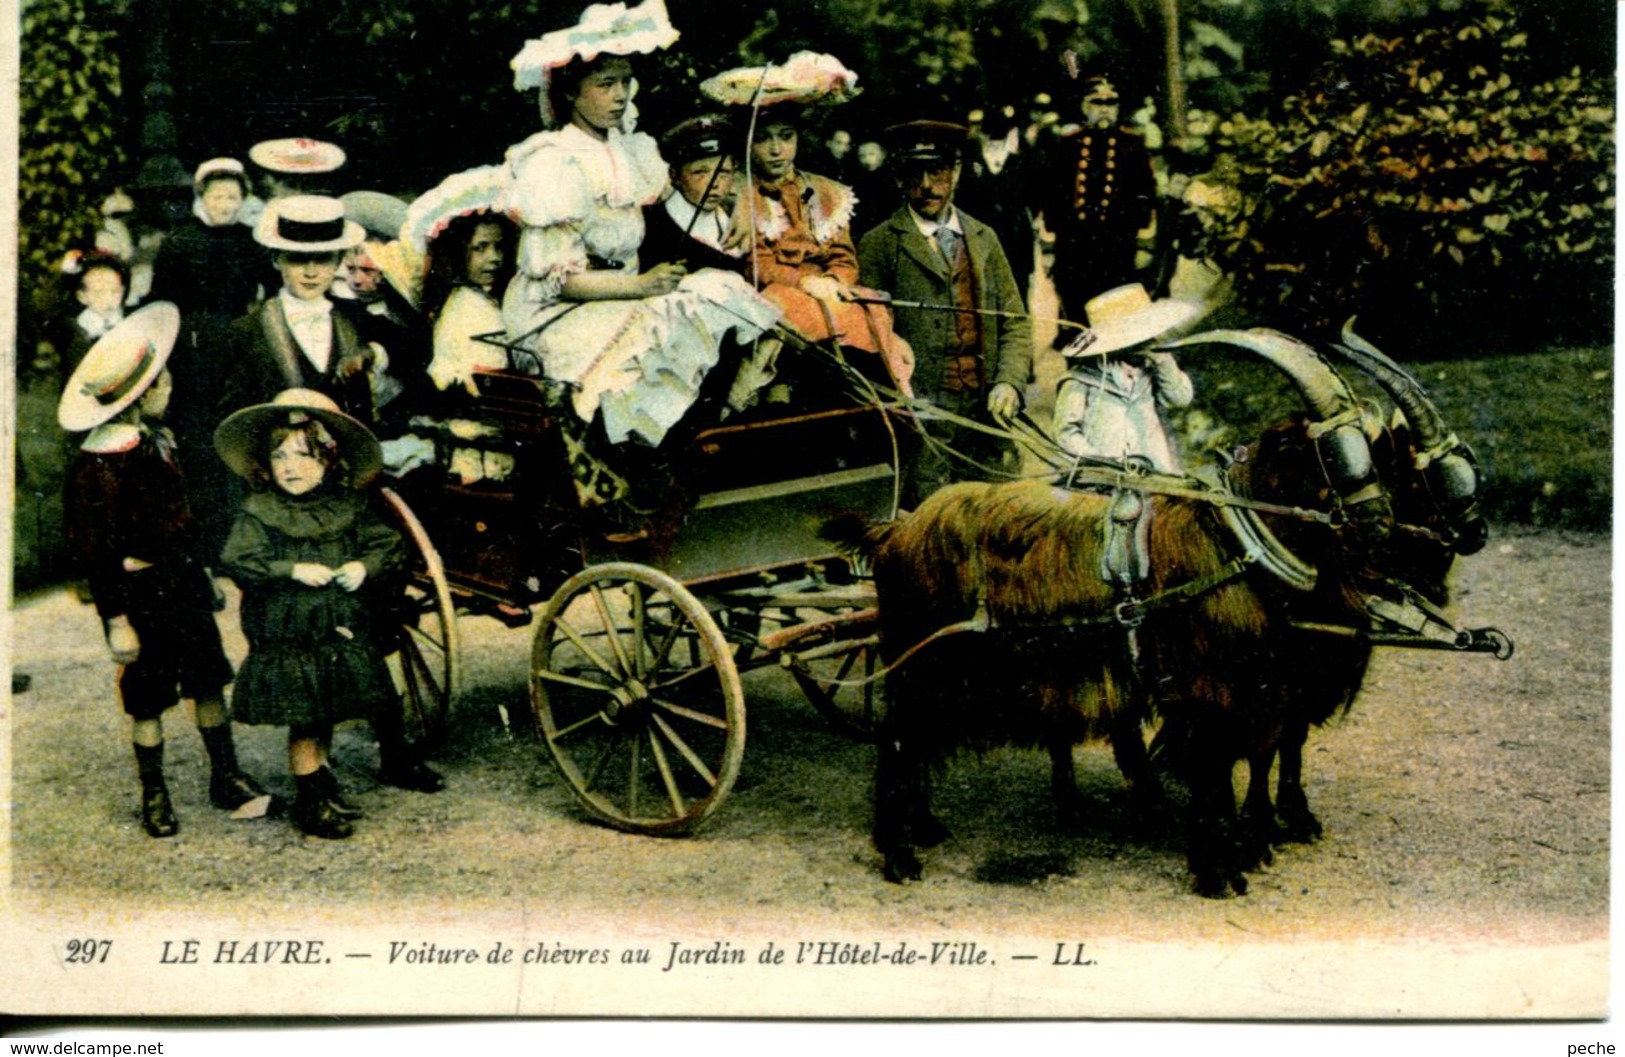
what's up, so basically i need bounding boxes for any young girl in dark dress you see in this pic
[215,388,430,839]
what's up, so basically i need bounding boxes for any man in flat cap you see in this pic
[859,120,1032,507]
[1034,76,1155,335]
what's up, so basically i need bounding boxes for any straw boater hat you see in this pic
[248,138,347,175]
[214,388,383,487]
[1073,283,1203,357]
[254,195,366,253]
[57,302,181,432]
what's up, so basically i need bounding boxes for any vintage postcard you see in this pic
[1,0,1610,1024]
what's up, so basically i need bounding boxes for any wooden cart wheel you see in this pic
[792,634,882,740]
[530,562,745,835]
[379,486,461,746]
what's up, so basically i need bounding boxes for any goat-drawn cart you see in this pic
[376,352,901,835]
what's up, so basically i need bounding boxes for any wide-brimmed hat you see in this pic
[511,0,679,124]
[249,137,347,175]
[214,388,382,487]
[1073,283,1203,356]
[364,239,426,310]
[255,195,366,253]
[701,51,860,109]
[402,166,510,256]
[883,120,969,165]
[341,190,410,241]
[58,302,180,431]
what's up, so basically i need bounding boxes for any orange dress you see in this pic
[740,170,913,394]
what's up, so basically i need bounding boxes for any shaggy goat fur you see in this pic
[832,477,1310,896]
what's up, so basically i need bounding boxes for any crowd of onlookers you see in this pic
[18,0,1230,846]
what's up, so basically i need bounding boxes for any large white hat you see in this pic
[1071,283,1203,357]
[214,388,383,487]
[57,302,181,432]
[511,0,679,124]
[254,195,366,253]
[401,166,510,255]
[701,51,861,108]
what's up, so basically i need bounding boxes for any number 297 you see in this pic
[65,939,112,964]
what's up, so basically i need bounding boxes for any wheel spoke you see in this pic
[648,612,684,672]
[551,616,622,680]
[582,732,619,794]
[533,667,619,694]
[649,695,729,731]
[650,711,718,786]
[405,635,443,693]
[651,657,719,692]
[629,585,651,679]
[551,709,611,741]
[588,583,634,679]
[821,646,860,695]
[646,728,687,817]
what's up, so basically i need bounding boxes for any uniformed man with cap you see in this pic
[1035,76,1155,333]
[858,120,1033,507]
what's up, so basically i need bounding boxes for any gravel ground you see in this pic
[4,526,1608,1019]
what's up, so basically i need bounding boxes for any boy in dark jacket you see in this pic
[60,303,269,837]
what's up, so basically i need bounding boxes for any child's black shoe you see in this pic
[381,759,446,794]
[292,796,354,840]
[315,765,364,819]
[209,770,268,811]
[141,784,178,838]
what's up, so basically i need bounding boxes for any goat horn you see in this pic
[1164,327,1357,421]
[1332,317,1450,458]
[1337,320,1482,521]
[1166,327,1380,501]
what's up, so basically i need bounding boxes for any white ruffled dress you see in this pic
[501,123,781,446]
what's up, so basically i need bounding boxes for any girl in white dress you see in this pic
[501,31,780,453]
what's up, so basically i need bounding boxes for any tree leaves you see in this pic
[19,0,128,324]
[1188,0,1613,343]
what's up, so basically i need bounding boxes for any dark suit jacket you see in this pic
[858,206,1033,400]
[220,298,375,426]
[639,200,748,276]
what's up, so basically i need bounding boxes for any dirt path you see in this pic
[4,527,1608,1018]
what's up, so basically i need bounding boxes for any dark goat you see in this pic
[831,329,1461,896]
[1226,324,1490,848]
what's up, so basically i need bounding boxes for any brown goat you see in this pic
[1224,326,1490,850]
[832,327,1481,896]
[838,476,1323,896]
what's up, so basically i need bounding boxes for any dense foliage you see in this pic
[1190,1,1614,350]
[15,0,1615,351]
[18,0,130,328]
